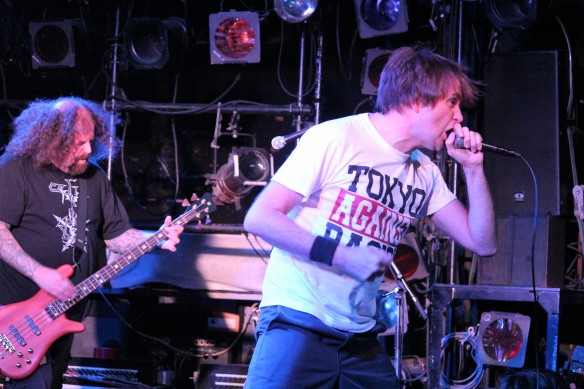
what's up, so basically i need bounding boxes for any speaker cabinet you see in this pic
[195,363,249,388]
[477,214,565,287]
[483,51,566,216]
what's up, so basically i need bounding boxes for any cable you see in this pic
[440,329,484,389]
[97,288,260,361]
[513,152,541,384]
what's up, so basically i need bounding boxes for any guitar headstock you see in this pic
[180,192,217,225]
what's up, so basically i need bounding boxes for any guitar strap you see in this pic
[74,177,87,270]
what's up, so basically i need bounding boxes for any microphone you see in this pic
[453,135,520,157]
[271,127,311,150]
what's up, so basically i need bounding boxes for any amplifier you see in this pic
[195,363,249,389]
[63,357,156,388]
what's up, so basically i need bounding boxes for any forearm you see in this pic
[0,221,42,278]
[244,181,394,281]
[245,209,315,258]
[463,165,497,255]
[105,228,146,254]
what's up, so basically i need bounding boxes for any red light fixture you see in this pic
[361,48,392,95]
[477,311,531,368]
[209,11,261,64]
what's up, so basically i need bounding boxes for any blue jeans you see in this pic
[245,305,400,389]
[3,362,52,389]
[3,332,74,389]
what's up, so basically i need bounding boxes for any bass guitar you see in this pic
[0,193,216,380]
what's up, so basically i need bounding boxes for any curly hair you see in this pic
[4,97,121,167]
[375,45,482,114]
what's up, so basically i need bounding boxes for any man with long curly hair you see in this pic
[0,97,184,388]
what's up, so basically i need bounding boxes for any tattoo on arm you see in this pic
[0,221,41,277]
[105,228,145,253]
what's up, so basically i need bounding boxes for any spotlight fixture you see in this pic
[274,0,318,23]
[209,11,261,64]
[384,240,429,282]
[483,0,537,29]
[29,20,75,69]
[211,147,272,206]
[361,48,392,95]
[125,18,169,69]
[477,311,531,368]
[354,0,408,39]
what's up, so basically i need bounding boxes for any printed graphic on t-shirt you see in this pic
[49,179,80,252]
[324,164,425,256]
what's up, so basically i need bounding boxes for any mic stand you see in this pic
[384,262,427,382]
[391,286,405,382]
[389,261,428,321]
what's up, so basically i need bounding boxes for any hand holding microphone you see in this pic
[452,133,520,157]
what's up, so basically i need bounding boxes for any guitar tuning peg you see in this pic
[181,198,190,207]
[190,193,199,202]
[205,216,212,225]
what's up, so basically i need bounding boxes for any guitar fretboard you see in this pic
[44,194,215,320]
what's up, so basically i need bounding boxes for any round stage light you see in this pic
[238,149,270,182]
[215,18,256,59]
[126,19,169,69]
[484,0,537,29]
[274,0,318,23]
[361,0,401,31]
[29,20,76,69]
[354,0,408,38]
[209,12,261,64]
[478,311,531,368]
[211,147,271,205]
[361,48,392,95]
[34,25,70,64]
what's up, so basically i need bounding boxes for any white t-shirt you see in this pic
[261,113,456,332]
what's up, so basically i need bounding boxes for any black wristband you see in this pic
[309,236,339,266]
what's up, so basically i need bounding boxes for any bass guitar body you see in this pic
[0,265,84,380]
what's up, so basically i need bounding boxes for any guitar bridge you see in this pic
[0,333,15,354]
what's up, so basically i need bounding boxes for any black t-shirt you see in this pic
[0,156,133,305]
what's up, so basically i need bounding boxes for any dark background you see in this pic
[2,1,584,385]
[1,0,582,228]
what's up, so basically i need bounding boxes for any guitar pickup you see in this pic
[25,315,41,336]
[9,325,26,346]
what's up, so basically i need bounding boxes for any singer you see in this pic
[243,45,496,389]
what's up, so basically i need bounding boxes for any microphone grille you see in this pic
[453,135,465,149]
[271,136,286,150]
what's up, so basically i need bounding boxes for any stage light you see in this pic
[274,0,318,23]
[483,0,537,29]
[210,147,272,206]
[209,11,261,64]
[354,0,408,39]
[125,18,169,69]
[477,311,531,368]
[384,234,429,282]
[29,20,75,69]
[361,48,392,95]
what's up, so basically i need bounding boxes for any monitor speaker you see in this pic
[476,214,565,287]
[482,51,565,216]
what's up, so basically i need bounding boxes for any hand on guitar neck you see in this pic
[0,193,216,380]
